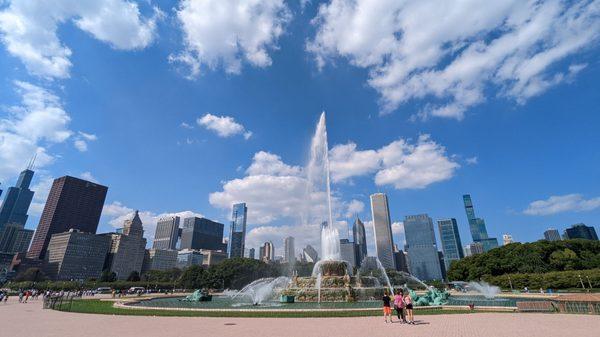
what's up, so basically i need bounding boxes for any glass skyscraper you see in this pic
[404,214,443,281]
[0,167,35,234]
[463,194,498,252]
[180,217,225,251]
[437,218,464,270]
[370,193,395,269]
[352,217,367,267]
[228,202,247,258]
[544,228,562,241]
[153,216,180,250]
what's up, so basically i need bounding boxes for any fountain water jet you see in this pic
[231,277,291,305]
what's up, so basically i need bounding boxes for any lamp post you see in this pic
[586,275,593,290]
[578,274,586,290]
[508,275,513,291]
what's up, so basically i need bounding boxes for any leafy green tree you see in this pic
[178,265,205,289]
[14,268,46,282]
[100,270,117,282]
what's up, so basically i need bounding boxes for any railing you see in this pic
[43,294,75,312]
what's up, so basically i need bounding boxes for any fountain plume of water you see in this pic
[468,281,501,299]
[231,277,291,305]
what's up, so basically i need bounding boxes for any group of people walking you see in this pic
[382,289,414,324]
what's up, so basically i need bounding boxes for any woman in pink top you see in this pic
[393,289,407,323]
[404,292,414,324]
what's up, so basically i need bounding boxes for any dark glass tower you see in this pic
[180,217,225,251]
[352,216,367,266]
[0,168,35,233]
[437,218,464,270]
[227,203,247,258]
[27,176,108,260]
[463,194,498,252]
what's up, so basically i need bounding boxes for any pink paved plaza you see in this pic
[1,297,599,337]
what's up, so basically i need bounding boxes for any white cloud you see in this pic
[102,201,203,243]
[524,194,600,216]
[466,156,478,165]
[0,81,72,181]
[308,0,600,119]
[73,131,97,152]
[80,171,98,183]
[29,174,54,216]
[197,113,252,139]
[0,0,160,78]
[330,134,459,189]
[180,122,194,129]
[345,199,364,218]
[170,0,291,77]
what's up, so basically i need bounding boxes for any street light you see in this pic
[586,275,593,290]
[578,274,586,290]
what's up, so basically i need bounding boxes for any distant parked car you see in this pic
[96,287,112,294]
[127,287,145,295]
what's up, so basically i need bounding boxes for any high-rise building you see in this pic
[394,250,409,272]
[228,203,247,258]
[352,217,367,267]
[0,166,35,234]
[142,249,177,272]
[404,214,443,281]
[0,223,33,254]
[259,241,275,262]
[27,176,108,260]
[249,248,255,259]
[438,251,447,280]
[201,249,227,266]
[45,229,111,280]
[284,236,295,264]
[104,211,146,280]
[467,242,484,255]
[302,245,319,263]
[177,249,204,269]
[544,228,562,241]
[339,238,357,270]
[370,193,395,269]
[502,234,514,245]
[153,216,180,250]
[563,223,598,240]
[181,217,225,251]
[437,218,464,270]
[462,194,498,252]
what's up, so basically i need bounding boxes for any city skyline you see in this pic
[0,0,599,260]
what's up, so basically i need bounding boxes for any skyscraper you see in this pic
[0,166,35,233]
[259,241,275,262]
[352,217,367,267]
[370,193,395,269]
[228,203,247,258]
[502,234,514,245]
[339,238,357,270]
[27,176,108,260]
[249,247,255,259]
[462,194,498,252]
[153,216,180,250]
[104,211,147,280]
[0,222,34,254]
[180,217,225,251]
[544,228,562,241]
[437,218,464,270]
[563,223,598,240]
[302,244,319,263]
[404,214,443,281]
[284,236,295,264]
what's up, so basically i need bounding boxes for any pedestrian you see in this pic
[404,291,414,324]
[24,290,30,303]
[0,291,4,303]
[18,290,24,303]
[3,293,8,303]
[382,290,393,323]
[394,289,407,323]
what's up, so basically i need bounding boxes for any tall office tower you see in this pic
[438,251,447,280]
[302,244,319,263]
[370,193,395,269]
[352,217,367,267]
[228,203,247,258]
[467,242,484,255]
[437,218,464,270]
[339,238,357,270]
[45,229,111,280]
[142,248,178,272]
[0,166,35,233]
[27,176,108,260]
[0,223,34,253]
[181,217,226,251]
[104,211,147,280]
[153,216,180,250]
[544,228,562,241]
[284,236,295,264]
[394,250,409,272]
[502,234,514,245]
[563,223,598,240]
[404,214,443,281]
[462,194,498,252]
[259,241,275,262]
[249,248,255,259]
[176,249,204,269]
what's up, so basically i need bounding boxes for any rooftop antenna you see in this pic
[27,153,37,170]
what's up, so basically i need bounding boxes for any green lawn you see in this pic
[56,299,503,318]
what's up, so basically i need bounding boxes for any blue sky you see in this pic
[0,0,599,256]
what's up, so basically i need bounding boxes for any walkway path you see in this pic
[1,297,599,337]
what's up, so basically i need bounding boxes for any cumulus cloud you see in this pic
[524,194,600,216]
[0,81,72,181]
[307,0,600,119]
[329,134,459,189]
[73,131,97,152]
[345,199,365,218]
[102,201,204,244]
[197,113,252,139]
[170,0,291,77]
[80,171,98,183]
[0,0,160,78]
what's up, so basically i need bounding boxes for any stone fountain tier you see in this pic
[282,274,387,302]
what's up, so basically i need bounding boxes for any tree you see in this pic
[15,268,46,282]
[100,270,117,282]
[126,271,141,282]
[178,265,204,289]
